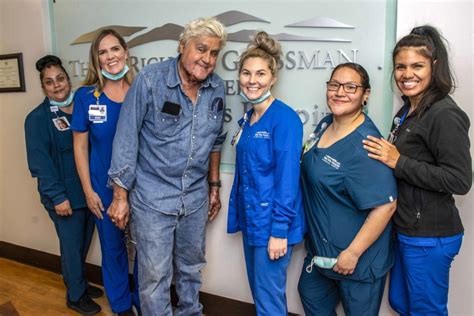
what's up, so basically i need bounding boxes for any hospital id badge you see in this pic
[88,104,107,123]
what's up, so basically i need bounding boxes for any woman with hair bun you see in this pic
[363,25,471,315]
[227,31,305,315]
[25,55,103,314]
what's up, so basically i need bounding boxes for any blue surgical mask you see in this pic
[305,256,338,273]
[101,64,129,81]
[49,90,75,108]
[239,90,272,105]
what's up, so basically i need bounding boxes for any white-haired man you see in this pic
[107,17,227,315]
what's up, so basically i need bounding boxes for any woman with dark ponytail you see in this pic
[363,25,471,315]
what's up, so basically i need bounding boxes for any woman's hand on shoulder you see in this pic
[362,136,400,169]
[268,237,288,261]
[54,199,73,216]
[85,191,104,219]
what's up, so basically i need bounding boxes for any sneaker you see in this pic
[86,285,104,298]
[67,294,101,315]
[118,308,136,316]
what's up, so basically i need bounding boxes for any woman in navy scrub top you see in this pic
[298,63,397,316]
[227,31,305,315]
[25,55,103,315]
[71,29,139,315]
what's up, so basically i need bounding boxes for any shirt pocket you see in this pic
[154,110,181,138]
[207,98,224,134]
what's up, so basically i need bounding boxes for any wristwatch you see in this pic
[208,180,221,188]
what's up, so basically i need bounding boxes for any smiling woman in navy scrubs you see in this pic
[227,31,305,315]
[25,55,103,315]
[298,63,397,316]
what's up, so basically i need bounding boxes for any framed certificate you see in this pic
[0,53,26,92]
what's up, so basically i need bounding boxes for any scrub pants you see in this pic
[242,235,294,316]
[46,207,95,302]
[95,207,140,313]
[298,254,386,316]
[389,233,462,316]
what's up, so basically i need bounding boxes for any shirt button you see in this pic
[214,115,217,119]
[194,114,197,118]
[162,118,165,122]
[190,156,193,160]
[174,118,178,122]
[184,174,188,178]
[192,136,196,140]
[322,238,328,243]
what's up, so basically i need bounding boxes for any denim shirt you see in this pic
[108,57,226,215]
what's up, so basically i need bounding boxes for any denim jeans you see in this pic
[131,198,208,316]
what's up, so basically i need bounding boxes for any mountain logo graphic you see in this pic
[71,10,354,48]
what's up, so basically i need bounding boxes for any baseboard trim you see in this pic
[0,241,298,315]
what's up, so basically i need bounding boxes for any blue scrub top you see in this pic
[228,99,305,247]
[301,114,397,282]
[71,86,122,207]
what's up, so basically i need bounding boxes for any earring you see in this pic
[363,100,368,106]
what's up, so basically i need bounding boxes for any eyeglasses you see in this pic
[326,81,364,94]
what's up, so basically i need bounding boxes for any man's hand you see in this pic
[106,184,130,230]
[208,187,221,221]
[54,199,73,216]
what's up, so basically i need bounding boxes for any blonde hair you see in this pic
[178,17,227,51]
[83,28,134,91]
[239,31,282,77]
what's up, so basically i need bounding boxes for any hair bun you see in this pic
[36,55,62,72]
[252,31,282,64]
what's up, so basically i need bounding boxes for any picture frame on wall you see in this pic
[0,53,26,93]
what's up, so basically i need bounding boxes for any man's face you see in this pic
[178,36,221,83]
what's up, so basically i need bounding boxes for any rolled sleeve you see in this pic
[108,73,150,190]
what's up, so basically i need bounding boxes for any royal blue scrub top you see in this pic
[71,86,123,207]
[228,99,305,247]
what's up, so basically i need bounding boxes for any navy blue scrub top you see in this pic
[301,114,397,282]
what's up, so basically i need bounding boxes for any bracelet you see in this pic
[208,180,221,188]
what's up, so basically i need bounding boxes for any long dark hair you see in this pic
[392,25,454,115]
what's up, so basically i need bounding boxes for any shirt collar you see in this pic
[166,55,219,89]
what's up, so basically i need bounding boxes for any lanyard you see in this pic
[388,108,410,144]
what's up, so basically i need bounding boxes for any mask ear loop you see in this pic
[305,256,317,273]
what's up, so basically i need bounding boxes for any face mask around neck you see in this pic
[101,64,129,81]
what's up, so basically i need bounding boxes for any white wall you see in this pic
[0,1,472,315]
[0,0,103,262]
